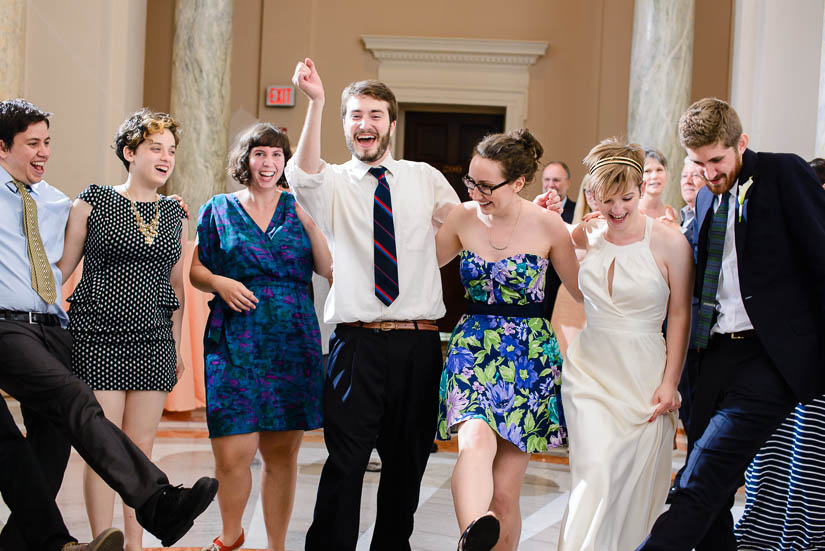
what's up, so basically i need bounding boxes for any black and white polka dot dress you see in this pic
[67,183,184,392]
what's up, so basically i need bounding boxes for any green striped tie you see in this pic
[694,192,729,349]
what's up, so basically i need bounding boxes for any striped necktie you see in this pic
[694,191,730,349]
[369,166,399,306]
[13,180,57,304]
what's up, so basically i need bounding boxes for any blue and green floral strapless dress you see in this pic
[437,250,566,453]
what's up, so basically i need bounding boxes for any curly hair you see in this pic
[113,108,180,171]
[227,122,291,186]
[474,128,544,186]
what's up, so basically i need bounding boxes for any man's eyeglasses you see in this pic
[462,175,510,196]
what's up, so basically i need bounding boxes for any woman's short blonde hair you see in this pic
[582,137,645,202]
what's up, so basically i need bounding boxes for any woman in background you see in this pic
[639,147,678,221]
[435,129,581,551]
[59,109,187,551]
[190,122,331,551]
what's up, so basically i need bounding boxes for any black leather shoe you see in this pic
[457,513,499,551]
[136,477,218,547]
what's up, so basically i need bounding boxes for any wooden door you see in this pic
[403,110,505,332]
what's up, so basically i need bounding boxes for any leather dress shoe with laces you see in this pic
[136,477,219,547]
[61,527,124,551]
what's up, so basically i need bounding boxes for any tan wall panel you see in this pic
[143,0,174,113]
[142,0,732,200]
[692,0,734,102]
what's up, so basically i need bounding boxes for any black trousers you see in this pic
[0,397,74,551]
[0,321,169,549]
[305,325,443,551]
[637,336,797,551]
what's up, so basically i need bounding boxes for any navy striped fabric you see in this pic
[736,397,825,549]
[695,192,729,349]
[369,166,399,306]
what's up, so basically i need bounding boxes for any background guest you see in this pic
[539,161,577,223]
[190,122,331,551]
[640,147,678,220]
[59,109,188,551]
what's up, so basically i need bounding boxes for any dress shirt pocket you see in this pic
[397,202,433,251]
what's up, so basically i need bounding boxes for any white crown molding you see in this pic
[362,35,548,66]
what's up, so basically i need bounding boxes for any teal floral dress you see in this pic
[437,251,566,453]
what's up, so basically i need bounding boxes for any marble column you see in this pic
[169,0,233,232]
[816,6,825,157]
[627,0,695,209]
[0,0,27,100]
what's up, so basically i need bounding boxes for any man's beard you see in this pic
[346,131,391,163]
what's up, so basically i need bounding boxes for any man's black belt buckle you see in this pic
[0,309,59,326]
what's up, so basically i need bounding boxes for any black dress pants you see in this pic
[0,397,74,551]
[0,321,169,545]
[305,325,443,551]
[637,336,797,551]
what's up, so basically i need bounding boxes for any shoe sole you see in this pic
[461,514,500,551]
[160,477,219,547]
[88,527,125,551]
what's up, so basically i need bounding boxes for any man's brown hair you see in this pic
[340,80,398,123]
[678,98,743,150]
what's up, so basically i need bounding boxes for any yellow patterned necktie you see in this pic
[13,180,57,304]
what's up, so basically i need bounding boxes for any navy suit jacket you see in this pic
[694,148,825,403]
[561,199,576,224]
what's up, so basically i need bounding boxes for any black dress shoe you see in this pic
[135,477,218,546]
[457,513,500,551]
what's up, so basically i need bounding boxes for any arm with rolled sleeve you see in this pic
[284,160,333,237]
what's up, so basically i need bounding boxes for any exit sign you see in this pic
[266,85,295,107]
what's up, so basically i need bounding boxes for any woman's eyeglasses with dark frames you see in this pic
[462,175,510,196]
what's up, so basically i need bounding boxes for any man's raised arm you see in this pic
[292,58,325,174]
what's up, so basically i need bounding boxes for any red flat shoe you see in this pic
[458,513,499,551]
[202,530,244,551]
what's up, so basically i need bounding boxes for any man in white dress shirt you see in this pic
[288,58,460,551]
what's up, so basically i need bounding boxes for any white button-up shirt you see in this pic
[712,181,754,334]
[285,154,460,324]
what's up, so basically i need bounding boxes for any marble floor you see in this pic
[0,400,747,550]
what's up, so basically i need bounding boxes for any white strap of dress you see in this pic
[642,216,653,243]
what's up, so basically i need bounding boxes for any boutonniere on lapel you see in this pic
[737,176,754,222]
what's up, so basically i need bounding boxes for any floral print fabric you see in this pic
[437,250,566,453]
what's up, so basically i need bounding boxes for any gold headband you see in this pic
[589,156,643,176]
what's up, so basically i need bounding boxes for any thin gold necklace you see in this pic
[125,187,160,245]
[488,199,522,251]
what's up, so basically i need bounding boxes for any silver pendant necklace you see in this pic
[488,199,523,251]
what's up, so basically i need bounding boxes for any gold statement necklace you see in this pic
[125,187,160,245]
[488,199,523,251]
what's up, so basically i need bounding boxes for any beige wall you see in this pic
[143,0,732,199]
[25,0,147,200]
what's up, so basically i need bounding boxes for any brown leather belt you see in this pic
[341,320,439,331]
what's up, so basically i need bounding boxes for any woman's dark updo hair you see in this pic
[227,122,291,186]
[474,128,544,186]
